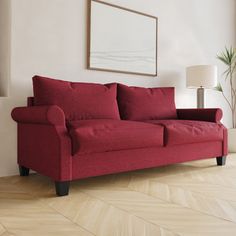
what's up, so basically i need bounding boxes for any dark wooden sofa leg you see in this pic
[55,181,70,196]
[216,156,226,166]
[19,165,30,176]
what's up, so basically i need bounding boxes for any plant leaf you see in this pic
[214,83,223,92]
[217,46,236,82]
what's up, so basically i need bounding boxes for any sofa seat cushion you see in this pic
[33,76,120,121]
[68,119,164,155]
[117,84,177,120]
[145,120,224,146]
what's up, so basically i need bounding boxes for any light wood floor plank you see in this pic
[0,192,93,236]
[149,172,236,202]
[82,187,236,235]
[0,232,15,236]
[44,190,177,236]
[129,176,236,222]
[0,224,6,235]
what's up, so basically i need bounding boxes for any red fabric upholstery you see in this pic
[117,84,177,120]
[17,123,72,181]
[12,104,71,181]
[223,127,228,156]
[177,108,223,123]
[27,97,34,106]
[68,119,164,155]
[33,75,120,120]
[145,120,224,146]
[72,141,223,179]
[12,105,65,126]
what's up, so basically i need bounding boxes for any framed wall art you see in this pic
[88,0,158,76]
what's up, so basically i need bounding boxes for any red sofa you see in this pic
[11,76,228,196]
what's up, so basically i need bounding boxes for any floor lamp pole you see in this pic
[197,87,204,108]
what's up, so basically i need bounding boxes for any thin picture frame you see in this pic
[87,0,158,77]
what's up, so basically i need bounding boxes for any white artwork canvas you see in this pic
[88,0,158,76]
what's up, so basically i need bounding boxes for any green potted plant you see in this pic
[216,47,236,152]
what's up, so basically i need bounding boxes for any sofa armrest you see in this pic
[177,108,223,123]
[11,105,65,126]
[12,105,71,182]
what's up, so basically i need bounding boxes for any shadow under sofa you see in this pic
[11,76,228,196]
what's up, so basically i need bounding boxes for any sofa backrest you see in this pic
[117,84,177,121]
[32,75,120,121]
[32,76,177,121]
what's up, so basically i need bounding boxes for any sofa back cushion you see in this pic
[33,75,120,120]
[117,84,177,120]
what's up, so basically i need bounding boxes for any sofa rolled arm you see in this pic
[177,108,223,123]
[11,105,65,126]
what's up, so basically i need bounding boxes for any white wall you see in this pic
[0,0,235,177]
[0,0,11,96]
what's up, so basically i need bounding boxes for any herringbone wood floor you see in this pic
[1,154,236,236]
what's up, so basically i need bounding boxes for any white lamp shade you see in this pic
[186,65,217,88]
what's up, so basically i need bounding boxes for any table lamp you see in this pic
[186,65,217,108]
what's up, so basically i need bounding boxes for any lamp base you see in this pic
[197,87,204,108]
